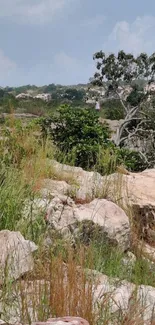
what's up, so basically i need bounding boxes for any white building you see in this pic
[16,93,32,99]
[34,93,51,102]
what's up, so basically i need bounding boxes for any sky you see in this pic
[1,0,155,87]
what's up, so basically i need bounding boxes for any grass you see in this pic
[1,242,155,325]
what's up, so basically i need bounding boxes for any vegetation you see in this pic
[40,106,110,169]
[100,99,125,120]
[92,50,155,167]
[40,105,146,173]
[0,114,155,324]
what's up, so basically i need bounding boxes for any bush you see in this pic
[40,106,111,169]
[116,147,148,171]
[94,145,147,174]
[100,99,125,120]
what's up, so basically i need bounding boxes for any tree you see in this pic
[64,88,85,101]
[44,83,56,93]
[101,99,125,120]
[40,105,110,169]
[0,89,4,99]
[92,51,155,154]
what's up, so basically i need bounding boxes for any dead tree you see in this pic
[92,51,155,149]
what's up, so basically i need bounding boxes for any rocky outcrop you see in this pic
[43,162,155,245]
[106,169,155,243]
[45,197,130,251]
[0,230,37,283]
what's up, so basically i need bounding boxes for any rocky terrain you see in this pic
[1,160,155,324]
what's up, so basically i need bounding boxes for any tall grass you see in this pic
[0,166,31,231]
[1,244,155,325]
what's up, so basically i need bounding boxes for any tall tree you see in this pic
[92,51,155,152]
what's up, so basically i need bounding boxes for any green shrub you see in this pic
[94,145,147,174]
[115,147,148,171]
[40,105,111,169]
[100,99,125,120]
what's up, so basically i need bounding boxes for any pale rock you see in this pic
[40,317,89,325]
[41,179,72,198]
[45,198,130,251]
[94,273,155,323]
[0,230,37,283]
[51,160,104,202]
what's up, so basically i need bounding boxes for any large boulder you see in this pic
[41,161,155,246]
[106,169,155,244]
[48,161,155,209]
[0,230,37,283]
[45,197,130,251]
[47,162,155,244]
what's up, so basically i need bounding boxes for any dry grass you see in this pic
[1,245,155,325]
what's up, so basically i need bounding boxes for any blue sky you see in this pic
[1,0,155,86]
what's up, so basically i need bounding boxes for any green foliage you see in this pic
[0,166,31,231]
[127,84,146,106]
[94,144,146,174]
[115,147,147,171]
[93,51,155,89]
[101,99,125,120]
[0,117,44,168]
[0,93,18,113]
[43,83,56,93]
[63,88,85,101]
[18,98,47,116]
[12,84,38,95]
[40,105,111,169]
[0,88,5,99]
[86,239,155,287]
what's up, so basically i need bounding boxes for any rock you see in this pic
[137,241,155,262]
[51,160,104,202]
[0,230,37,283]
[99,168,155,246]
[45,198,130,251]
[45,162,155,211]
[41,179,72,198]
[74,199,130,250]
[39,317,90,325]
[45,196,76,231]
[41,161,155,247]
[94,273,155,323]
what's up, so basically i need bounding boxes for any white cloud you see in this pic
[53,52,80,70]
[50,51,94,84]
[81,14,106,28]
[0,50,16,79]
[0,0,75,24]
[105,16,155,55]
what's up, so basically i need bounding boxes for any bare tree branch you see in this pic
[118,120,149,145]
